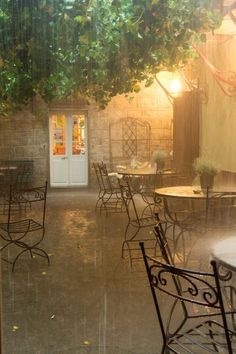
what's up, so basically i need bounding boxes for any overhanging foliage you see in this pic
[0,0,221,115]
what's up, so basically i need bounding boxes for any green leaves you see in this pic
[0,0,222,115]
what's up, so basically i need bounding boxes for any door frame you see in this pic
[49,108,89,187]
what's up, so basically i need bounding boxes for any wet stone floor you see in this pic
[1,188,236,354]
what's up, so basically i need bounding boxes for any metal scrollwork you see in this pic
[150,264,219,307]
[217,263,233,282]
[11,186,46,203]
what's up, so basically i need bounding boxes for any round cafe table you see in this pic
[155,185,236,198]
[211,237,236,271]
[120,166,180,179]
[211,237,236,333]
[119,167,174,176]
[116,167,178,212]
[117,167,178,189]
[117,166,156,176]
[155,185,236,222]
[155,185,210,199]
[154,185,211,224]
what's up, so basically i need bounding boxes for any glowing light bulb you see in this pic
[170,79,182,94]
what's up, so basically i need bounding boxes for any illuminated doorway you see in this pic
[49,111,88,186]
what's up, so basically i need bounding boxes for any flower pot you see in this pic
[200,174,214,191]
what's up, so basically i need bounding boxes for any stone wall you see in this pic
[0,97,49,186]
[89,76,173,185]
[0,74,173,187]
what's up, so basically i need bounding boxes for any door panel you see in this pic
[50,112,88,187]
[50,114,69,185]
[71,115,86,156]
[52,114,67,156]
[69,114,88,185]
[51,159,69,184]
[70,159,87,184]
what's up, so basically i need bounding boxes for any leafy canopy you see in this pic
[0,0,221,115]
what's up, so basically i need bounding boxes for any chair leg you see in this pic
[124,223,140,241]
[12,248,30,272]
[122,225,142,267]
[95,191,103,210]
[0,231,49,271]
[31,247,50,265]
[159,342,168,354]
[122,241,133,267]
[121,240,126,259]
[12,246,50,272]
[0,240,14,253]
[208,321,219,352]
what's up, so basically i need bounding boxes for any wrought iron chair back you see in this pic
[93,162,124,214]
[154,222,175,266]
[118,176,158,266]
[0,181,49,271]
[98,162,113,191]
[93,162,104,192]
[6,182,47,225]
[205,187,236,228]
[154,215,236,329]
[93,162,105,210]
[118,176,140,223]
[140,241,235,354]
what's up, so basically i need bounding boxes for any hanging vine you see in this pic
[0,0,221,116]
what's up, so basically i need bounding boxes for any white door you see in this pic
[49,112,88,187]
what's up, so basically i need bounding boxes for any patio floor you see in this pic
[2,188,236,354]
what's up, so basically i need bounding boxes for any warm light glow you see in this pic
[170,79,182,94]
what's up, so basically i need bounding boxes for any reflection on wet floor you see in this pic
[2,188,236,353]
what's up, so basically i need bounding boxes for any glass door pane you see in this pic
[71,115,86,155]
[52,114,66,155]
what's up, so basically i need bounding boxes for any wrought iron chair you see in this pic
[118,176,158,266]
[156,189,212,267]
[153,222,236,332]
[140,241,236,354]
[93,162,124,215]
[154,212,197,267]
[93,162,105,210]
[158,187,236,267]
[0,181,49,271]
[153,220,175,264]
[205,188,236,228]
[0,160,34,213]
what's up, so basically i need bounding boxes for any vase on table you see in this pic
[200,173,214,192]
[156,160,165,172]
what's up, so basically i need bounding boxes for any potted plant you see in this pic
[193,156,220,191]
[151,150,168,171]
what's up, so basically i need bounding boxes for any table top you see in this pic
[117,167,176,176]
[155,185,236,199]
[211,237,236,271]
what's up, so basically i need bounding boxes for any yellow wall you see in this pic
[200,34,236,172]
